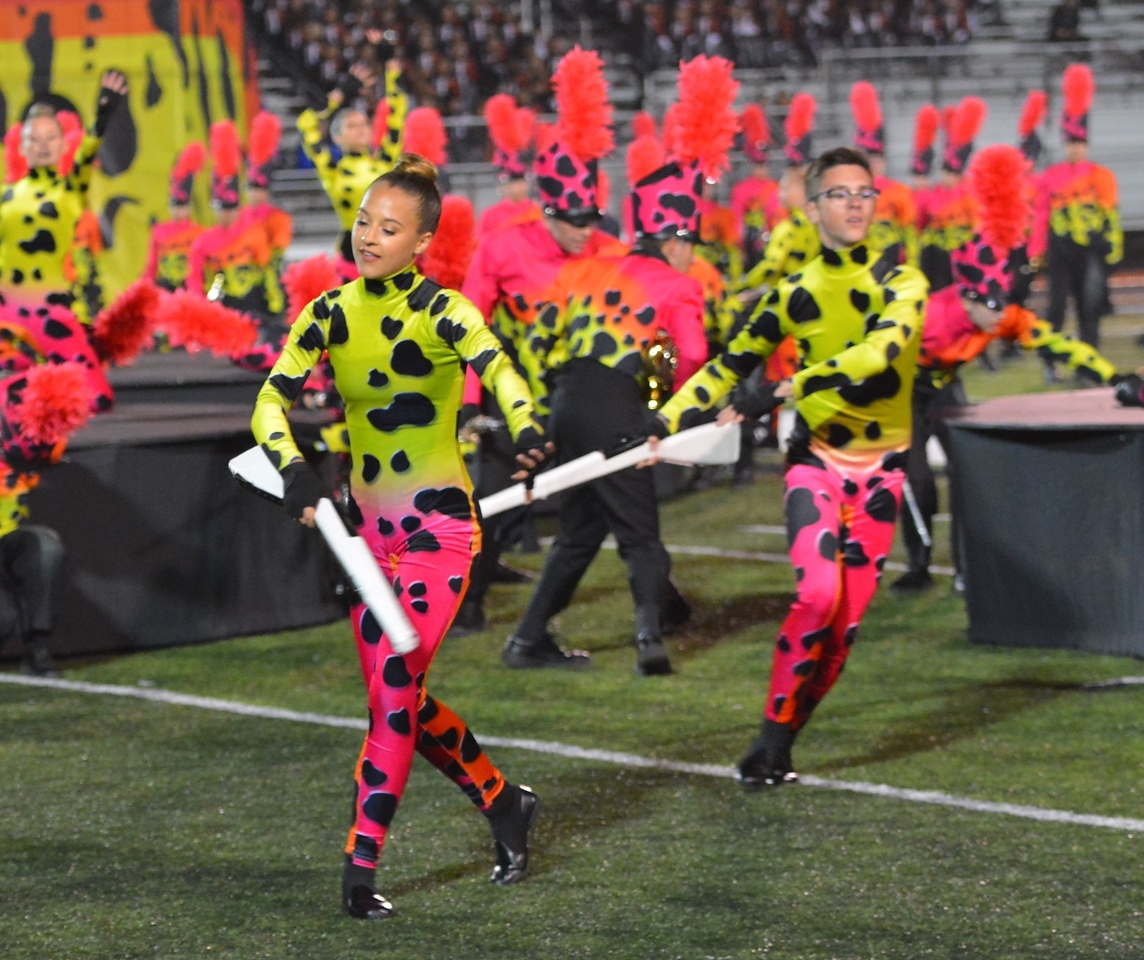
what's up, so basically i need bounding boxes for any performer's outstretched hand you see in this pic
[511,424,554,481]
[94,70,129,136]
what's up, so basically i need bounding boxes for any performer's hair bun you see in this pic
[393,152,438,183]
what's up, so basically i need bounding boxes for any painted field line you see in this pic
[2,673,1141,834]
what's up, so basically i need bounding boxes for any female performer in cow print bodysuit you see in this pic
[251,155,549,920]
[0,71,128,412]
[659,146,928,789]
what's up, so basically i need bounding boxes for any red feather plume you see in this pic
[12,362,94,445]
[282,255,341,324]
[784,93,816,144]
[849,81,882,131]
[1062,63,1095,120]
[159,289,259,358]
[914,104,940,152]
[92,280,161,365]
[209,121,242,179]
[533,120,558,154]
[968,144,1030,252]
[740,104,770,148]
[516,107,535,144]
[403,107,448,166]
[172,141,207,180]
[626,135,666,186]
[4,123,27,183]
[552,46,614,162]
[56,111,84,177]
[1018,91,1048,138]
[596,168,611,209]
[941,104,956,132]
[418,195,476,291]
[673,55,740,179]
[485,94,530,155]
[631,111,658,140]
[661,103,680,158]
[371,99,391,152]
[248,111,281,167]
[948,97,986,149]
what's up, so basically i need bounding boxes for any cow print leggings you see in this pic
[344,512,506,869]
[765,461,904,731]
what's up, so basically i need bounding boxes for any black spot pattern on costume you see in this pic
[865,421,882,441]
[851,245,869,265]
[390,450,410,472]
[787,288,822,323]
[312,297,331,320]
[368,368,389,387]
[778,635,791,653]
[382,656,412,688]
[406,277,440,309]
[469,349,498,377]
[459,729,482,763]
[380,316,403,340]
[817,529,839,561]
[447,576,464,594]
[18,230,55,255]
[346,495,363,527]
[881,451,907,471]
[366,393,437,431]
[827,423,855,448]
[260,444,282,469]
[407,530,441,552]
[38,201,58,219]
[360,609,383,645]
[411,598,429,614]
[387,708,411,735]
[270,372,306,401]
[821,248,843,267]
[296,322,325,352]
[414,486,472,521]
[361,454,381,483]
[801,372,850,394]
[849,289,871,313]
[408,581,427,597]
[590,330,618,358]
[842,478,859,496]
[793,659,816,677]
[401,516,421,533]
[327,304,349,344]
[605,289,622,306]
[417,697,439,724]
[377,515,394,536]
[838,366,900,406]
[801,625,832,651]
[865,487,898,522]
[435,726,460,750]
[753,310,783,343]
[42,318,72,339]
[844,625,859,647]
[772,695,787,714]
[391,340,433,377]
[635,306,656,326]
[362,760,389,786]
[843,538,870,566]
[393,271,417,292]
[10,269,23,285]
[430,293,450,316]
[784,486,821,548]
[362,791,398,827]
[436,317,466,344]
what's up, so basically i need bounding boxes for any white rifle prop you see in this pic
[228,447,421,654]
[478,420,741,519]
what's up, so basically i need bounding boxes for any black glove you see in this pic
[339,72,365,104]
[513,423,550,482]
[734,379,785,420]
[93,74,127,137]
[1113,374,1144,408]
[643,409,669,439]
[282,461,325,520]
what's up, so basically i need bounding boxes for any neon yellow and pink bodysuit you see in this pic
[662,242,927,745]
[0,133,112,411]
[251,265,543,870]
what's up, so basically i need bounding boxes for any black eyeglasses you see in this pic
[811,187,881,204]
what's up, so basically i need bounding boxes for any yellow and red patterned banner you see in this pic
[0,0,259,295]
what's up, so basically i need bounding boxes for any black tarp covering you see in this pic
[945,390,1144,658]
[4,404,345,660]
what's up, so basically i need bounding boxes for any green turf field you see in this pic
[2,325,1142,959]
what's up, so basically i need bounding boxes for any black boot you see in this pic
[19,636,60,678]
[662,582,692,634]
[890,567,934,592]
[341,855,393,919]
[485,784,540,885]
[633,605,672,675]
[447,599,488,638]
[502,633,590,670]
[737,719,798,790]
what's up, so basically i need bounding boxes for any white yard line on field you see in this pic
[1,673,1139,834]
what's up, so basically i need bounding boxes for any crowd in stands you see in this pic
[250,0,574,114]
[593,0,993,70]
[251,0,995,117]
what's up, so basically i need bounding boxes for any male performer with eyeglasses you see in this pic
[658,146,928,787]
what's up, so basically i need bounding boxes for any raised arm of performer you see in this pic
[660,146,928,789]
[250,155,548,921]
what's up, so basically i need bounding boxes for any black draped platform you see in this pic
[4,387,346,661]
[945,388,1144,658]
[107,349,266,407]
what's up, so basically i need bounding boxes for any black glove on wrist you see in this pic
[643,409,669,439]
[734,380,785,420]
[514,424,547,459]
[93,80,126,137]
[1113,373,1144,408]
[339,72,364,104]
[282,461,325,520]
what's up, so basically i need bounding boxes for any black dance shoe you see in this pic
[488,785,540,885]
[502,633,590,670]
[889,568,934,593]
[492,562,534,584]
[342,857,393,920]
[634,635,673,676]
[737,721,797,791]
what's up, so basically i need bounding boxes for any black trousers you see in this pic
[1046,237,1110,348]
[901,376,967,574]
[0,525,66,646]
[515,360,671,641]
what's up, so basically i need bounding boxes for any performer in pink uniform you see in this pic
[478,94,539,239]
